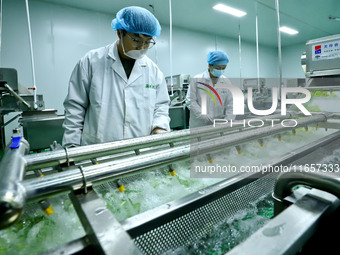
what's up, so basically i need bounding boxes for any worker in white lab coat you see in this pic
[62,6,170,146]
[186,50,234,128]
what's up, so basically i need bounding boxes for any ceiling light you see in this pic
[213,4,247,17]
[279,26,299,35]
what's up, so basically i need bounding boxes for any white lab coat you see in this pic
[186,70,234,128]
[62,41,170,146]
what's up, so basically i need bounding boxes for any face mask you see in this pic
[121,37,148,60]
[211,68,225,78]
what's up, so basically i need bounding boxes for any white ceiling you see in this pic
[38,0,340,47]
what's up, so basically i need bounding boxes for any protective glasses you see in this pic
[211,65,227,70]
[126,33,156,49]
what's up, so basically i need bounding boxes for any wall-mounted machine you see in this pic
[304,34,340,87]
[306,34,340,78]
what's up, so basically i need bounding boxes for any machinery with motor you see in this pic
[303,34,340,87]
[242,77,307,114]
[0,68,65,154]
[243,78,272,111]
[1,36,340,255]
[0,110,340,254]
[166,74,190,130]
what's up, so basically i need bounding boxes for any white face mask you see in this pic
[121,37,148,60]
[211,68,225,77]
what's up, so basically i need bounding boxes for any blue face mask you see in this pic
[211,68,225,77]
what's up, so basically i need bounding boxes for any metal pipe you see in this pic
[305,86,340,91]
[24,145,189,200]
[273,168,340,216]
[25,0,37,109]
[0,136,29,229]
[0,0,2,66]
[193,115,326,156]
[238,22,242,89]
[275,0,283,89]
[328,112,340,119]
[255,2,260,91]
[22,115,326,201]
[24,114,292,170]
[169,0,173,96]
[4,83,31,109]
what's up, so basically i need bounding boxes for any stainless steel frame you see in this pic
[229,187,340,255]
[24,113,293,171]
[21,115,327,202]
[1,112,340,254]
[38,132,340,255]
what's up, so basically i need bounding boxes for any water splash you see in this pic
[0,196,85,255]
[0,128,337,254]
[163,194,274,255]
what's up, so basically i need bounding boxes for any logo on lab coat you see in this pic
[145,84,157,89]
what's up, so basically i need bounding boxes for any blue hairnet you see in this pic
[111,6,161,37]
[207,51,230,65]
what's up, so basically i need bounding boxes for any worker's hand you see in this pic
[151,128,167,134]
[200,114,213,124]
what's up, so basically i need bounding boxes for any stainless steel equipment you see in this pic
[305,34,340,78]
[243,78,275,112]
[0,110,340,254]
[286,78,306,88]
[0,68,45,153]
[303,34,340,89]
[20,110,65,151]
[0,68,65,153]
[165,74,190,92]
[243,78,266,89]
[0,68,19,92]
[166,74,190,130]
[2,41,340,253]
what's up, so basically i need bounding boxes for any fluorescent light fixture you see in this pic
[213,4,247,17]
[280,26,299,35]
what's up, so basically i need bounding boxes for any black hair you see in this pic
[120,30,127,36]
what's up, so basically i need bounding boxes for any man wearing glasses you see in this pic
[62,6,170,146]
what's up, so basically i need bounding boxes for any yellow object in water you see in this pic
[44,205,54,216]
[235,146,242,154]
[170,169,176,176]
[208,158,214,163]
[118,185,125,193]
[314,90,321,97]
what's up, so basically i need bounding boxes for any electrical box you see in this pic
[0,68,18,92]
[306,34,340,77]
